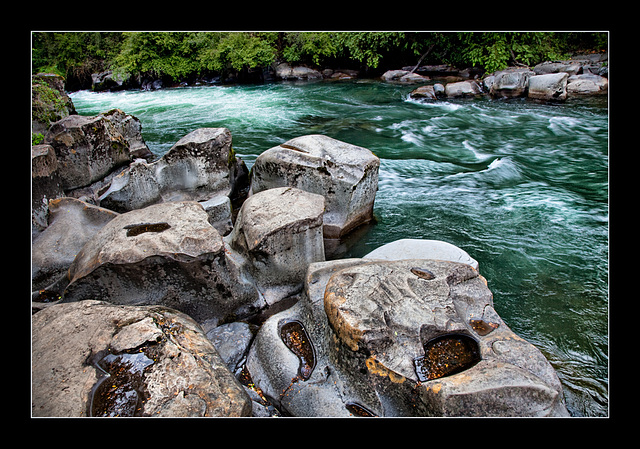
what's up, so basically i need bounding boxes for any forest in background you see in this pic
[32,32,608,90]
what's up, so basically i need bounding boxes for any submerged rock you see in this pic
[250,135,380,239]
[32,300,251,417]
[246,255,569,417]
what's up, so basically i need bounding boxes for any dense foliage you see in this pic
[32,31,607,89]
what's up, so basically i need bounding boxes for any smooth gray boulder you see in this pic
[32,300,251,417]
[528,73,569,101]
[99,128,245,216]
[567,73,608,95]
[32,197,119,293]
[409,85,437,100]
[275,63,322,80]
[381,70,430,83]
[62,201,260,325]
[533,61,583,76]
[250,135,380,239]
[246,257,569,417]
[444,80,482,98]
[62,188,326,324]
[226,187,326,305]
[489,68,535,98]
[45,114,133,190]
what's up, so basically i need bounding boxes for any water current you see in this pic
[70,80,608,416]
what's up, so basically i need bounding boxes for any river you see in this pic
[70,80,608,417]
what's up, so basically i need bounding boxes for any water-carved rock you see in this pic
[246,255,569,417]
[250,135,379,239]
[62,201,259,325]
[99,128,246,216]
[226,187,326,305]
[32,300,251,417]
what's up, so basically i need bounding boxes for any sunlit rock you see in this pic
[250,135,379,239]
[32,300,251,417]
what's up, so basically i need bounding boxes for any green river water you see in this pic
[70,80,608,416]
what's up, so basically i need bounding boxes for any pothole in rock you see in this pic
[89,347,158,417]
[413,334,481,382]
[279,320,316,380]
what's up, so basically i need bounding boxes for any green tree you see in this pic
[281,32,338,65]
[113,32,202,80]
[455,32,568,73]
[32,32,124,88]
[198,32,278,73]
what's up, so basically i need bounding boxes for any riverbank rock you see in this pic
[528,73,569,102]
[44,113,138,190]
[409,85,437,100]
[250,135,380,239]
[99,128,245,219]
[92,70,134,92]
[275,63,322,81]
[445,80,482,98]
[567,73,608,95]
[382,70,430,84]
[490,68,535,98]
[62,201,259,325]
[32,300,251,417]
[99,109,153,159]
[246,256,569,416]
[32,145,65,233]
[32,197,119,294]
[226,187,326,305]
[32,73,77,135]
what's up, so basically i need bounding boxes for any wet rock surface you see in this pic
[32,300,251,417]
